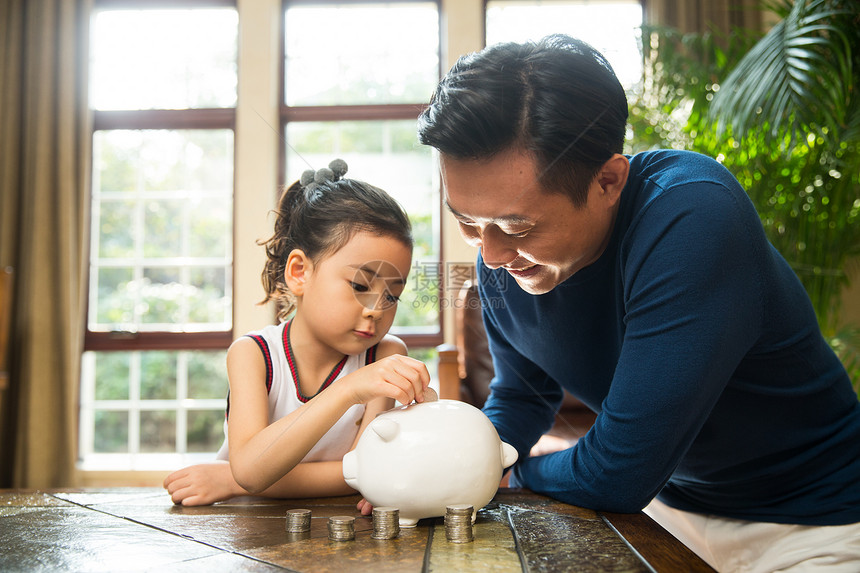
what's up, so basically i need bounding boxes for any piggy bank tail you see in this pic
[501,441,518,468]
[342,451,358,488]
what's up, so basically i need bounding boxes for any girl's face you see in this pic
[297,230,413,355]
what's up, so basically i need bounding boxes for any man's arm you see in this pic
[501,181,764,512]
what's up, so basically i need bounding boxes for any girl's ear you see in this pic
[284,249,312,296]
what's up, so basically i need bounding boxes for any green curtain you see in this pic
[0,0,91,487]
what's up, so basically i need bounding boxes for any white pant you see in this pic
[644,498,860,573]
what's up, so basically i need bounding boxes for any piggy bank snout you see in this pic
[342,451,358,488]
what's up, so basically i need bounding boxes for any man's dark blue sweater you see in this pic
[479,149,860,524]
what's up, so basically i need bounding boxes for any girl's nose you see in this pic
[360,293,387,319]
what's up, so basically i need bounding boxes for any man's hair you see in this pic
[418,34,628,206]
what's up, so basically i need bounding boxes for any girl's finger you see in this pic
[385,359,430,401]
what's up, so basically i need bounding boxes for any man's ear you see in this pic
[597,153,629,206]
[284,249,312,296]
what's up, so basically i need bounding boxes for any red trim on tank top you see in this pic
[284,320,348,403]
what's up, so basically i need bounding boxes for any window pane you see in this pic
[187,410,225,453]
[90,9,238,110]
[140,410,176,453]
[98,200,135,258]
[188,198,231,258]
[94,352,131,400]
[188,351,228,399]
[144,200,183,257]
[94,411,128,453]
[94,266,135,325]
[286,120,440,332]
[94,130,234,194]
[90,129,233,333]
[486,1,643,90]
[80,350,228,469]
[188,268,229,325]
[140,267,182,325]
[140,351,177,400]
[285,3,439,106]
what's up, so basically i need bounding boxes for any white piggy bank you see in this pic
[342,399,518,527]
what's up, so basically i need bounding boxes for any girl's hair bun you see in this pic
[302,159,349,192]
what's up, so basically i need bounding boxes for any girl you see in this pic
[164,160,430,506]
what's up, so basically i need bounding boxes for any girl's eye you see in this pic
[350,281,369,293]
[384,292,400,305]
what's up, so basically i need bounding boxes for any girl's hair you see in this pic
[259,173,413,321]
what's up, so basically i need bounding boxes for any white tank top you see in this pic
[216,320,377,463]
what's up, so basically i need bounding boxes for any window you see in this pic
[78,0,640,476]
[485,0,643,91]
[281,1,442,347]
[81,4,237,470]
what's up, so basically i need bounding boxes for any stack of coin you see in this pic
[444,504,474,543]
[371,506,400,540]
[328,515,356,541]
[285,508,312,533]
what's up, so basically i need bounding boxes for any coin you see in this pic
[285,508,311,533]
[445,504,474,543]
[328,515,356,541]
[422,387,438,402]
[371,506,400,539]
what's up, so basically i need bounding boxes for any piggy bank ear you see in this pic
[371,418,400,442]
[501,441,518,468]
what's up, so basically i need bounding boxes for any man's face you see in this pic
[440,148,621,295]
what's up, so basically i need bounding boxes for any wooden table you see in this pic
[0,488,714,572]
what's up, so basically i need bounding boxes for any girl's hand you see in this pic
[356,497,374,515]
[163,462,244,506]
[342,354,430,406]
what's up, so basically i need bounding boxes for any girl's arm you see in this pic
[249,338,405,499]
[227,334,428,494]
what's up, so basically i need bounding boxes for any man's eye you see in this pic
[457,221,479,234]
[503,228,530,238]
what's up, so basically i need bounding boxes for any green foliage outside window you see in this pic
[627,0,860,392]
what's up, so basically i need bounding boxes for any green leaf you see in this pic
[709,0,853,148]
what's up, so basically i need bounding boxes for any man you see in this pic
[418,34,860,572]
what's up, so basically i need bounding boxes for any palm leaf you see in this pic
[709,0,852,147]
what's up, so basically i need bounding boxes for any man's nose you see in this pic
[478,227,517,269]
